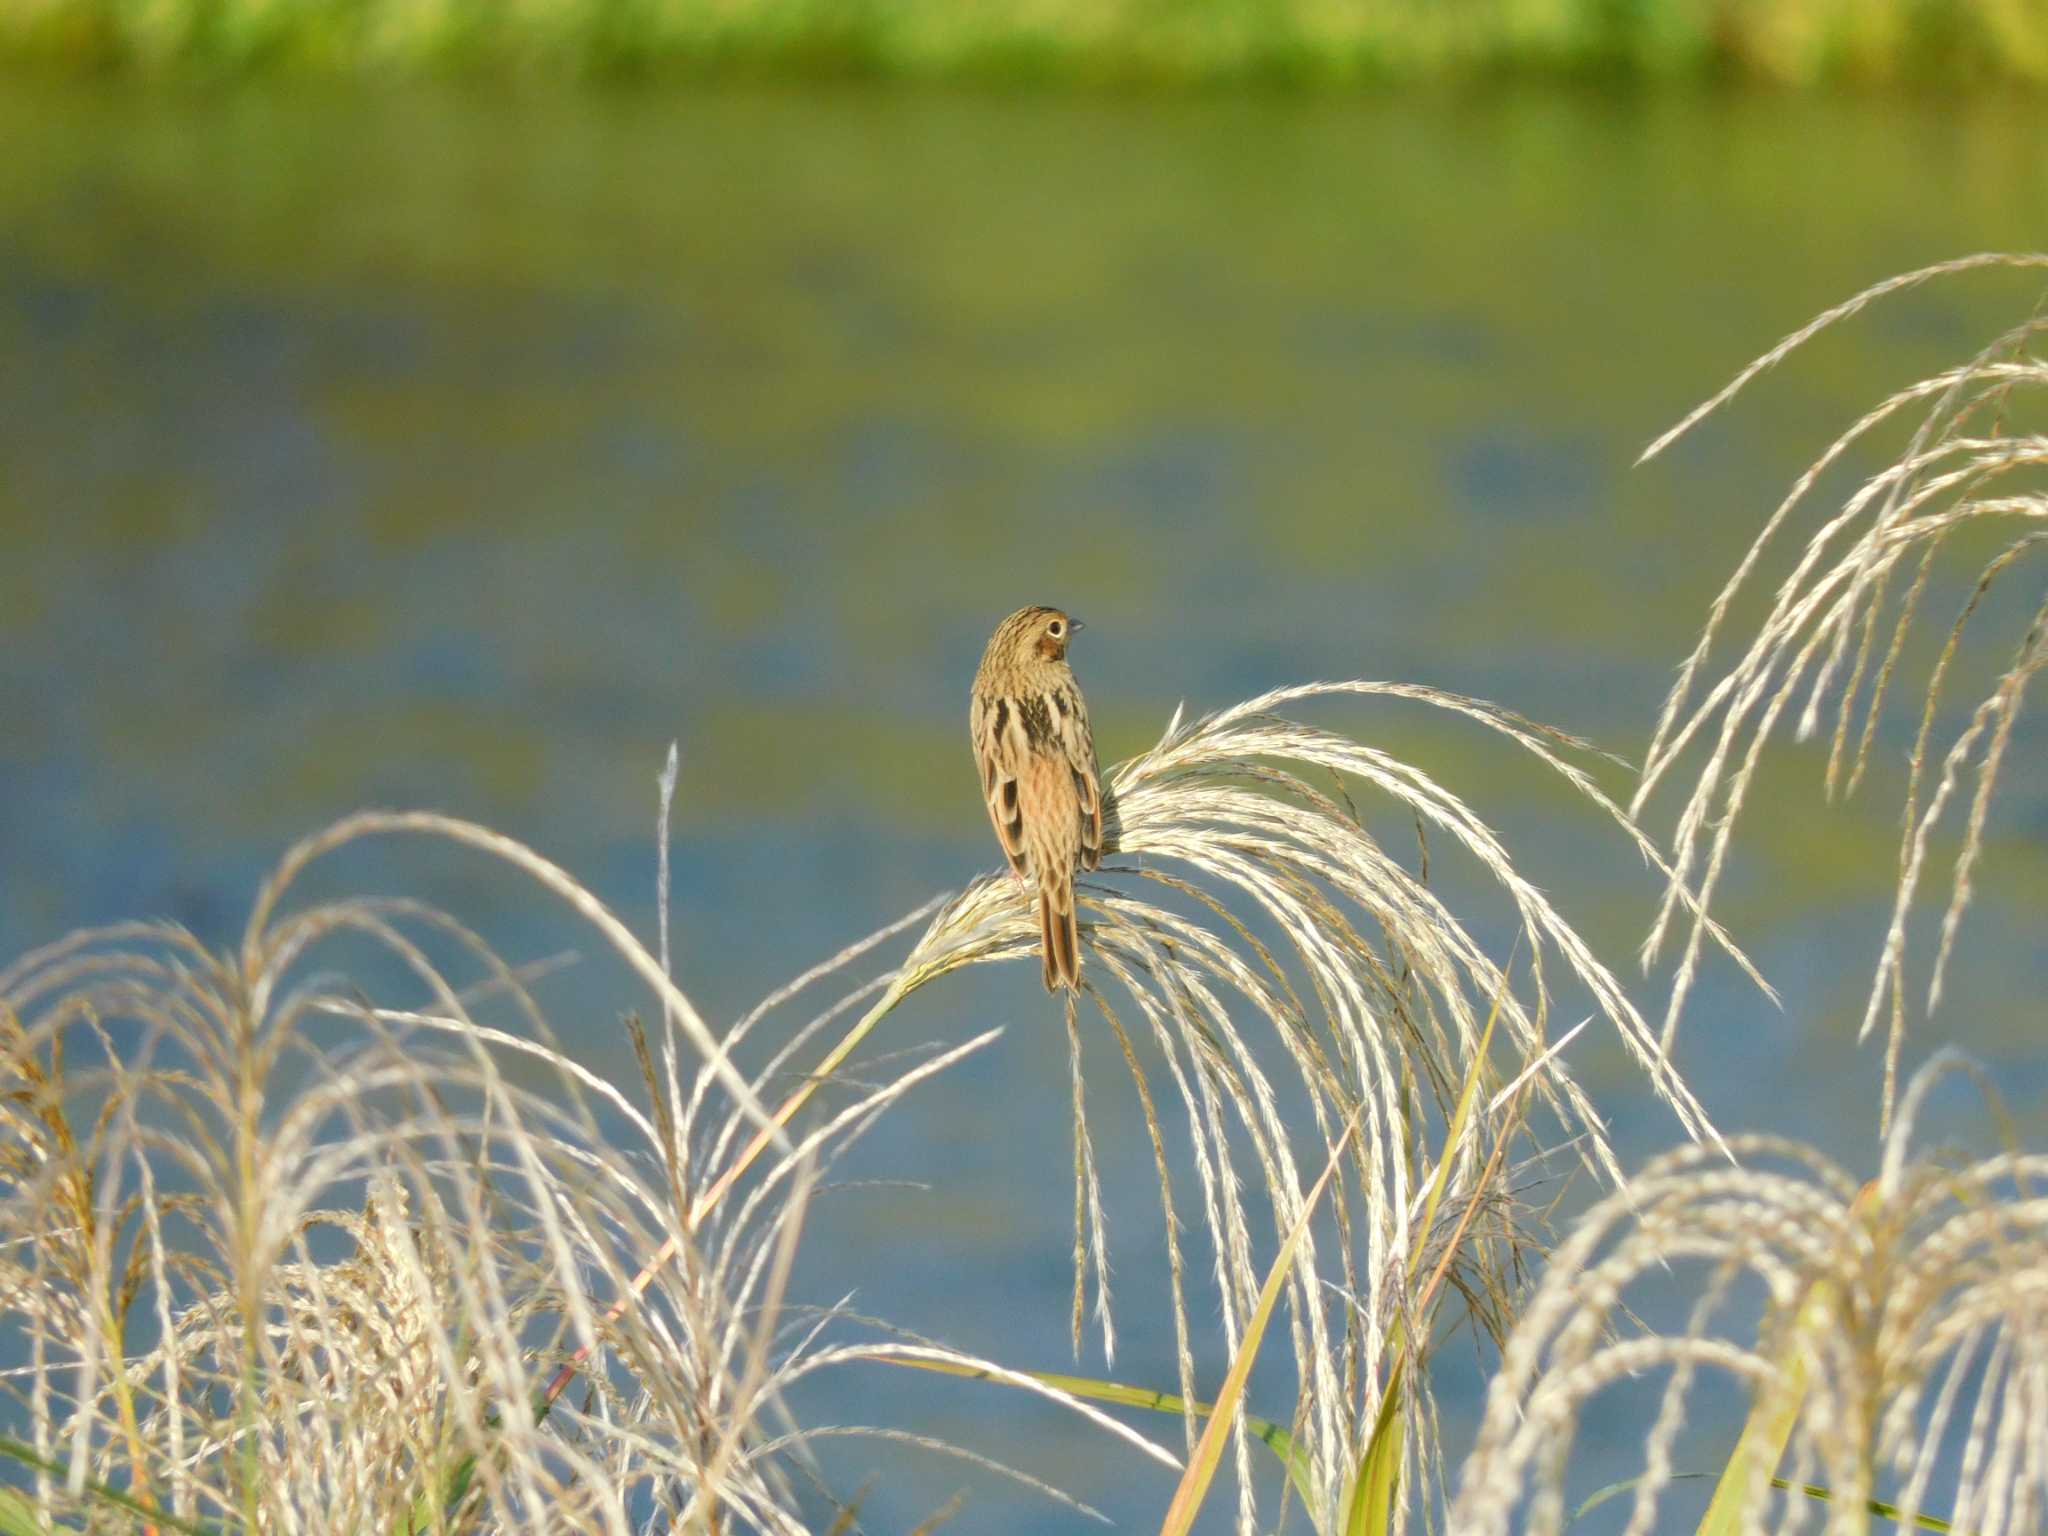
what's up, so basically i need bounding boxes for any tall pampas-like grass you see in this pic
[0,676,1751,1533]
[1448,1051,2048,1536]
[0,808,1173,1532]
[1633,252,2048,1130]
[830,680,1757,1533]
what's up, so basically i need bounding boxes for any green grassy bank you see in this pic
[3,0,2045,82]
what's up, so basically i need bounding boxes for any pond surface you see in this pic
[0,79,2043,1530]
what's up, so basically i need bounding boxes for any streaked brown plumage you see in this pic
[970,605,1103,990]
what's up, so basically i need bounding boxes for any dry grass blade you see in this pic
[1632,253,2048,1129]
[239,809,783,1144]
[1637,254,2048,465]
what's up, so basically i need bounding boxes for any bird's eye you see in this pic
[1048,620,1065,638]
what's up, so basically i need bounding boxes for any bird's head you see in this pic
[1004,605,1082,664]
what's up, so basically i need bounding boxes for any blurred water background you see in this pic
[1,78,2044,1530]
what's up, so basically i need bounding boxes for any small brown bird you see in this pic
[970,605,1104,990]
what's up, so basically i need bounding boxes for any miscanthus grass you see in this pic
[0,677,1747,1533]
[0,807,1171,1531]
[1449,1051,2048,1536]
[1633,252,2048,1132]
[15,255,2046,1533]
[856,680,1758,1533]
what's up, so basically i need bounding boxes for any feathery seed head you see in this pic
[1633,253,2048,1134]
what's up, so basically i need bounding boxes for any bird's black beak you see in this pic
[1069,618,1086,634]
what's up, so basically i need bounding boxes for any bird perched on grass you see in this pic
[970,605,1104,990]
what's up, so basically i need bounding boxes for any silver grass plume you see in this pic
[1632,252,2048,1131]
[1449,1051,2048,1536]
[0,676,1751,1536]
[0,813,1148,1532]
[865,680,1754,1534]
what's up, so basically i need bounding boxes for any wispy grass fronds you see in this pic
[857,681,1746,1533]
[1632,253,2048,1130]
[1448,1051,2048,1536]
[0,673,1740,1532]
[0,811,1064,1531]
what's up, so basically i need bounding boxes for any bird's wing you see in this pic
[1055,687,1104,872]
[971,692,1028,877]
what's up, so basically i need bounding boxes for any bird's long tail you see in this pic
[1038,874,1080,991]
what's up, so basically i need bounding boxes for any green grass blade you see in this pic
[1696,1187,1878,1536]
[1575,1472,1955,1532]
[1697,1185,1883,1536]
[0,1437,217,1536]
[1573,1472,1712,1523]
[1772,1482,1955,1532]
[1158,1108,1362,1536]
[395,1379,497,1534]
[0,1488,70,1536]
[871,1355,1321,1515]
[1340,1357,1404,1536]
[1333,959,1513,1536]
[1408,955,1510,1288]
[397,1450,475,1534]
[1696,1359,1807,1536]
